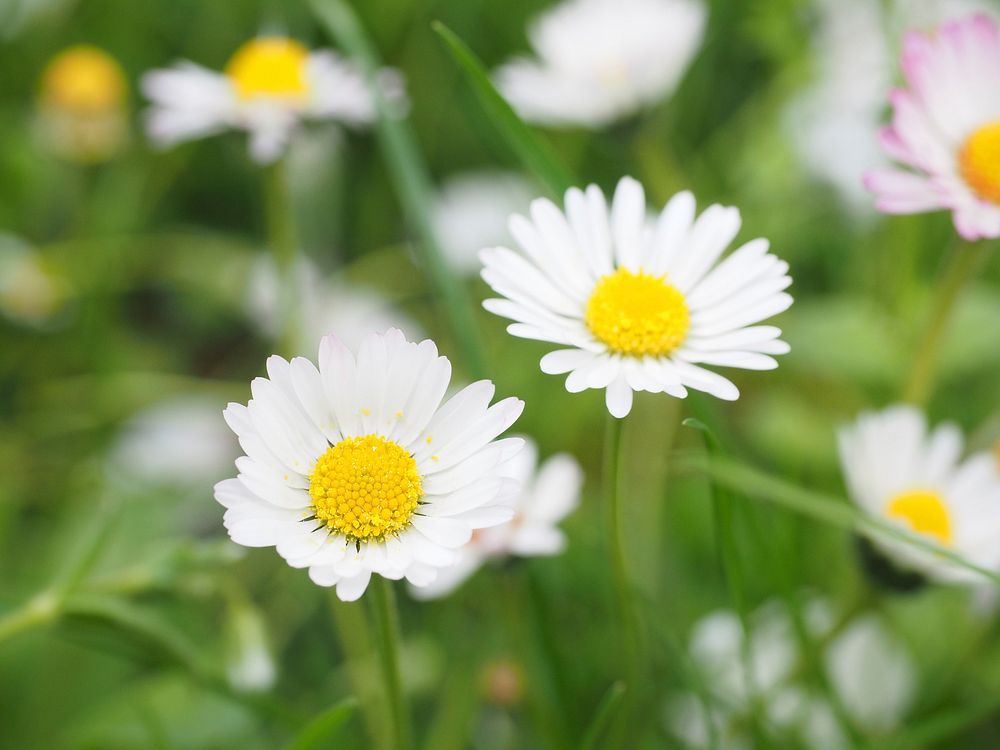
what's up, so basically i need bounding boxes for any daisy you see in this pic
[410,437,582,599]
[214,329,525,601]
[494,0,706,128]
[142,36,402,164]
[838,404,1000,582]
[865,13,1000,240]
[37,45,129,163]
[480,176,793,418]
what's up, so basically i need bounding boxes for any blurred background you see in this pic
[1,0,1000,747]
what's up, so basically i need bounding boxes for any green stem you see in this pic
[603,414,641,734]
[0,591,60,645]
[371,577,413,750]
[264,157,301,359]
[904,240,991,405]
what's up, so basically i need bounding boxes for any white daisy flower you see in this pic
[432,171,537,276]
[480,176,793,418]
[838,404,1000,582]
[141,36,403,164]
[214,329,525,601]
[494,0,707,127]
[410,437,582,599]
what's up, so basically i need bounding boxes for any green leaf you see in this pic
[580,682,627,750]
[308,0,486,379]
[431,21,576,197]
[282,698,358,750]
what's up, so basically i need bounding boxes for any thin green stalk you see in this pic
[309,0,487,378]
[264,158,301,358]
[904,239,991,405]
[603,414,642,736]
[371,577,413,750]
[0,591,59,645]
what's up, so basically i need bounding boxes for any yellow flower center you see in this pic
[885,489,953,547]
[225,38,309,100]
[959,121,1000,205]
[585,267,690,356]
[308,434,422,542]
[40,46,126,114]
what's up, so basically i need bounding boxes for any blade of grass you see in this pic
[431,21,575,196]
[580,681,627,750]
[283,698,358,750]
[863,692,1000,750]
[308,0,486,378]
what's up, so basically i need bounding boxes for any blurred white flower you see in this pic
[247,255,423,355]
[410,437,582,599]
[432,171,536,276]
[224,598,277,693]
[838,404,1000,582]
[109,396,237,486]
[215,329,525,601]
[141,36,403,164]
[667,600,914,749]
[480,177,792,418]
[495,0,706,127]
[0,234,70,325]
[36,45,130,163]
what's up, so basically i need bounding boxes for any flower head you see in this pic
[410,437,582,599]
[838,404,1000,582]
[480,177,792,418]
[0,235,70,325]
[214,329,525,601]
[37,45,129,163]
[141,36,403,164]
[495,0,706,127]
[865,13,1000,240]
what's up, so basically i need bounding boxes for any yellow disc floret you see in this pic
[885,489,953,547]
[585,267,690,356]
[959,121,1000,205]
[309,434,422,542]
[40,46,127,114]
[225,37,309,100]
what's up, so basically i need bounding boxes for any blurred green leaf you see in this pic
[282,698,358,750]
[580,681,626,750]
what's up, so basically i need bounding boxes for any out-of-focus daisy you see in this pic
[432,171,536,276]
[142,36,403,164]
[495,0,706,128]
[480,177,792,418]
[109,396,237,487]
[838,404,1000,582]
[865,13,1000,240]
[410,437,582,599]
[0,235,70,325]
[215,329,525,601]
[37,45,129,163]
[223,598,276,693]
[667,600,914,749]
[247,255,423,354]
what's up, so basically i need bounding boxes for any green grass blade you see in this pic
[580,681,627,750]
[431,21,576,196]
[283,698,358,750]
[308,0,487,378]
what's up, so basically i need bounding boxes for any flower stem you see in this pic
[371,577,413,750]
[603,414,641,730]
[904,240,991,405]
[264,157,301,359]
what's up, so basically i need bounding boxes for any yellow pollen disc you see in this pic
[885,489,953,547]
[585,267,690,356]
[309,434,422,542]
[40,46,127,114]
[959,121,1000,205]
[225,37,309,100]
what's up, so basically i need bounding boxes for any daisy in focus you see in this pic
[838,404,1000,582]
[411,437,582,599]
[865,13,1000,240]
[37,45,129,163]
[494,0,706,128]
[214,329,525,601]
[142,36,402,164]
[480,177,793,418]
